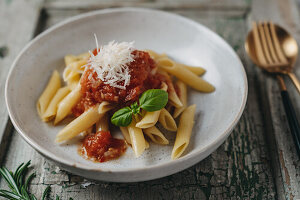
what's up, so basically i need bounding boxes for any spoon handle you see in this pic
[277,76,300,157]
[287,72,300,94]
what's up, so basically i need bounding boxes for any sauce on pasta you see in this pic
[72,50,162,116]
[80,131,127,162]
[76,49,166,162]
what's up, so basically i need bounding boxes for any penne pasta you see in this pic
[54,84,82,124]
[136,82,168,129]
[158,108,177,131]
[145,50,205,76]
[144,126,169,145]
[184,65,206,76]
[82,126,93,137]
[96,114,109,132]
[37,42,215,162]
[43,86,70,122]
[157,57,215,92]
[171,104,196,159]
[136,111,160,129]
[127,119,147,157]
[98,101,114,114]
[173,81,187,118]
[64,55,77,66]
[120,126,131,144]
[63,60,86,87]
[77,52,90,60]
[144,49,167,60]
[158,70,182,108]
[56,101,113,142]
[64,52,89,66]
[37,70,61,118]
[165,104,173,113]
[56,104,103,143]
[145,139,150,149]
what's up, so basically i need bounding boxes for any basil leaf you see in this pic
[130,102,140,115]
[139,89,168,112]
[111,107,133,127]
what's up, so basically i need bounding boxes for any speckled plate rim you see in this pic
[5,7,248,174]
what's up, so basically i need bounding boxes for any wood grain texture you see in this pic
[44,0,250,11]
[1,7,280,199]
[0,0,44,162]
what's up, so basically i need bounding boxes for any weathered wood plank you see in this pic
[0,0,44,163]
[250,0,300,199]
[44,0,250,11]
[1,9,278,200]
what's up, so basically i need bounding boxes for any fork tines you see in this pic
[252,21,288,67]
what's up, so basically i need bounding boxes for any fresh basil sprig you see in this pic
[111,89,168,127]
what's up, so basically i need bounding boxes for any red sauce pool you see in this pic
[80,131,127,162]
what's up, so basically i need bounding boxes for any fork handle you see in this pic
[281,90,300,157]
[287,72,300,94]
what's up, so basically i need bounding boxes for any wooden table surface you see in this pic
[0,0,299,199]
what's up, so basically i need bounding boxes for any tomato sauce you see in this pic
[74,49,165,162]
[72,50,162,116]
[80,131,127,162]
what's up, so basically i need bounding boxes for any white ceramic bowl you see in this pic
[5,8,247,182]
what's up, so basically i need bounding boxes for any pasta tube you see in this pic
[54,84,81,124]
[43,86,70,122]
[158,108,177,131]
[64,52,89,66]
[144,126,169,145]
[82,126,93,137]
[64,55,77,66]
[171,104,196,159]
[63,60,86,87]
[37,70,61,118]
[145,50,205,76]
[158,70,182,108]
[144,49,167,60]
[98,101,114,114]
[157,57,215,92]
[96,114,109,132]
[145,140,150,149]
[120,127,131,144]
[184,65,206,76]
[56,102,112,142]
[135,111,160,129]
[173,81,187,118]
[136,82,168,128]
[56,104,103,143]
[128,119,147,157]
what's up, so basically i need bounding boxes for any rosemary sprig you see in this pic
[0,161,70,200]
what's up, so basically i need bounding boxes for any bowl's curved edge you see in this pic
[5,7,248,182]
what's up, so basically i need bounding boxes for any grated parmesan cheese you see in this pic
[86,35,135,90]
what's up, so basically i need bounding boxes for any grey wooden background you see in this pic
[0,0,299,199]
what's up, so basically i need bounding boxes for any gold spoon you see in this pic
[245,21,300,157]
[245,22,300,93]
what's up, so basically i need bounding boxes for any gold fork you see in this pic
[246,21,300,93]
[245,21,300,157]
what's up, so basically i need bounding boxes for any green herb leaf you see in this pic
[111,107,133,127]
[130,102,140,115]
[0,161,71,200]
[139,89,168,112]
[42,185,51,200]
[0,189,21,199]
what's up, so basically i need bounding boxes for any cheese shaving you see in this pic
[86,35,135,90]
